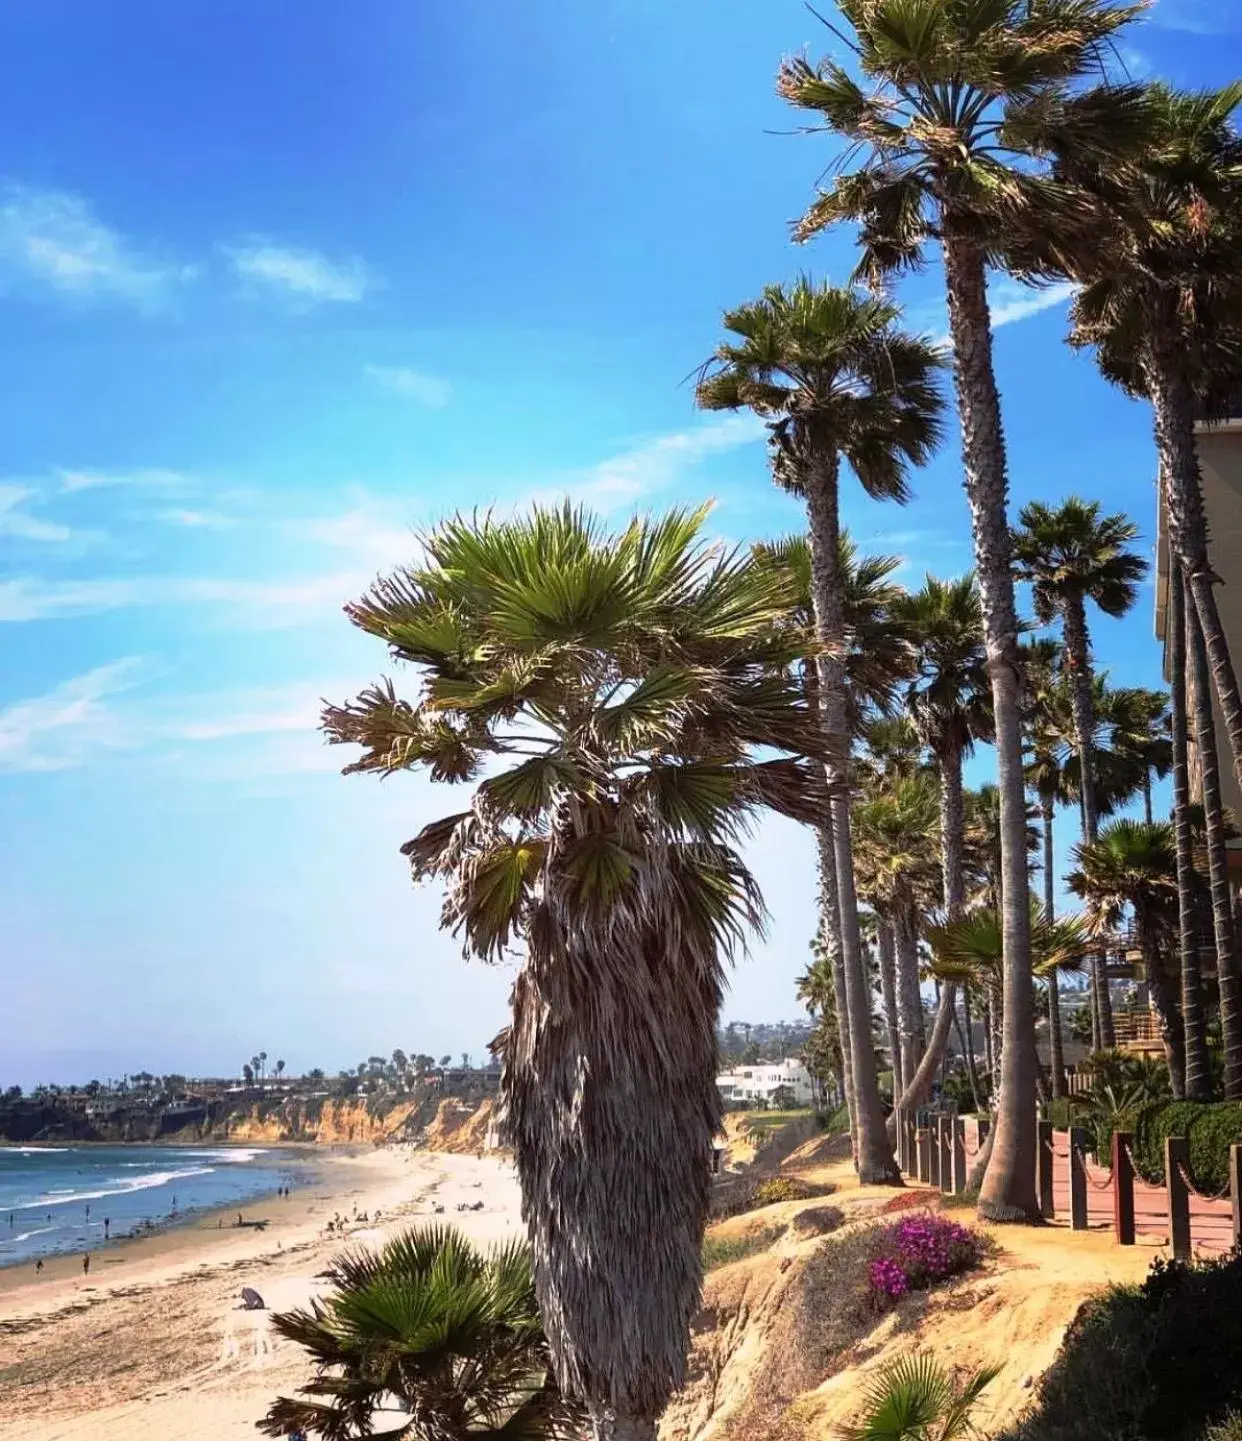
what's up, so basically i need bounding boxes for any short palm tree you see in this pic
[1012,497,1147,850]
[322,505,826,1440]
[889,575,992,1113]
[840,1354,1000,1441]
[698,277,945,1183]
[779,0,1145,1223]
[260,1226,581,1440]
[1068,821,1184,1096]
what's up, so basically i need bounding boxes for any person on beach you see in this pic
[82,1254,90,1276]
[103,1218,110,1239]
[35,1259,43,1273]
[84,1205,90,1222]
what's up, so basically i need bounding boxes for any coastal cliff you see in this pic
[0,1088,496,1151]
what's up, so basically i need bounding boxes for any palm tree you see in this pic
[1110,688,1172,825]
[889,575,992,1113]
[1167,563,1211,1099]
[698,278,945,1183]
[840,1354,1000,1441]
[1068,821,1184,1095]
[1029,83,1242,800]
[755,530,918,1154]
[1183,560,1242,1098]
[322,505,826,1440]
[779,0,1144,1223]
[260,1226,581,1440]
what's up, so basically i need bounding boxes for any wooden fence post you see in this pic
[951,1116,967,1194]
[1069,1127,1089,1231]
[1232,1145,1242,1252]
[916,1124,931,1183]
[894,1106,905,1172]
[1038,1121,1055,1220]
[939,1116,953,1193]
[906,1111,917,1176]
[1166,1136,1192,1262]
[1113,1130,1135,1246]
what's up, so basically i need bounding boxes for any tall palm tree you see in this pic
[322,505,827,1440]
[260,1226,581,1440]
[1167,562,1211,1098]
[698,278,945,1183]
[1183,561,1242,1098]
[1030,83,1242,797]
[755,530,918,1153]
[779,0,1144,1222]
[889,575,992,1113]
[1068,821,1184,1095]
[1110,688,1172,825]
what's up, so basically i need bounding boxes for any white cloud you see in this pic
[0,659,144,771]
[988,279,1077,329]
[0,484,71,542]
[531,414,766,512]
[59,467,192,495]
[295,506,418,570]
[1152,0,1238,32]
[365,364,452,408]
[0,185,195,308]
[226,241,372,304]
[158,507,235,529]
[0,572,358,624]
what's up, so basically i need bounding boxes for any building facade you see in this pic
[716,1057,814,1108]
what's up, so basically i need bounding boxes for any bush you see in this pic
[819,1102,850,1135]
[864,1212,984,1308]
[702,1222,784,1271]
[1133,1101,1204,1184]
[1004,1255,1242,1441]
[711,1173,831,1220]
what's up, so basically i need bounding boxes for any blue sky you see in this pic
[1,0,1236,1088]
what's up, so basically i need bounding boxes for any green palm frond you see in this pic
[839,1351,1001,1440]
[1012,497,1147,623]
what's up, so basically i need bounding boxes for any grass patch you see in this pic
[703,1223,785,1270]
[742,1108,814,1132]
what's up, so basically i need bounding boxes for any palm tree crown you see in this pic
[696,277,944,498]
[322,504,824,1436]
[1012,497,1147,625]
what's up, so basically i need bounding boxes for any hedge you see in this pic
[1128,1101,1242,1196]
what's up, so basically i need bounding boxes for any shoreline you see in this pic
[0,1147,522,1441]
[0,1140,329,1274]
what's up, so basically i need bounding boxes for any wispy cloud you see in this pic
[59,467,192,495]
[0,185,195,308]
[294,505,418,570]
[0,659,143,771]
[226,241,373,304]
[988,279,1077,329]
[0,484,72,543]
[1151,0,1238,33]
[535,414,766,512]
[0,572,357,624]
[158,507,235,529]
[365,364,452,408]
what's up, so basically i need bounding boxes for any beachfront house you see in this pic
[716,1057,814,1110]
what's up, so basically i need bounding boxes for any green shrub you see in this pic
[1003,1256,1242,1441]
[702,1222,784,1270]
[819,1102,850,1135]
[711,1173,831,1219]
[1189,1105,1242,1196]
[1204,1415,1242,1441]
[1133,1101,1205,1185]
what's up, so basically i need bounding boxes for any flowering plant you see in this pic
[865,1212,982,1308]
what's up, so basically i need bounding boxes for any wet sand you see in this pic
[0,1147,521,1441]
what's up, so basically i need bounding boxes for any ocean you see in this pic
[0,1144,313,1268]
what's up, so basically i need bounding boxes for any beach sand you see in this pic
[0,1146,521,1441]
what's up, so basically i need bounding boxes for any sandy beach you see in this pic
[0,1146,521,1441]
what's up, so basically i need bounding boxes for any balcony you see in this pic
[1111,1010,1164,1055]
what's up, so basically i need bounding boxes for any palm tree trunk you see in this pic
[1143,770,1153,826]
[961,985,983,1111]
[1146,338,1242,800]
[895,898,924,1092]
[1061,593,1114,1052]
[591,1416,657,1441]
[1141,925,1186,1101]
[1170,560,1210,1100]
[804,450,899,1183]
[1040,797,1065,1099]
[941,225,1038,1221]
[878,921,903,1100]
[816,825,858,1156]
[984,989,995,1089]
[1185,569,1242,1098]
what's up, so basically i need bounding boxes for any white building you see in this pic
[716,1057,814,1109]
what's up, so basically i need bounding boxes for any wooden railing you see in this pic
[1112,1011,1163,1047]
[893,1106,1242,1260]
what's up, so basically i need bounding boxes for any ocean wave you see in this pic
[9,1147,71,1155]
[34,1166,215,1208]
[180,1148,268,1164]
[8,1225,57,1244]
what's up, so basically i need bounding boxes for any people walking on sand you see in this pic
[82,1254,90,1276]
[237,1212,243,1228]
[35,1259,43,1273]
